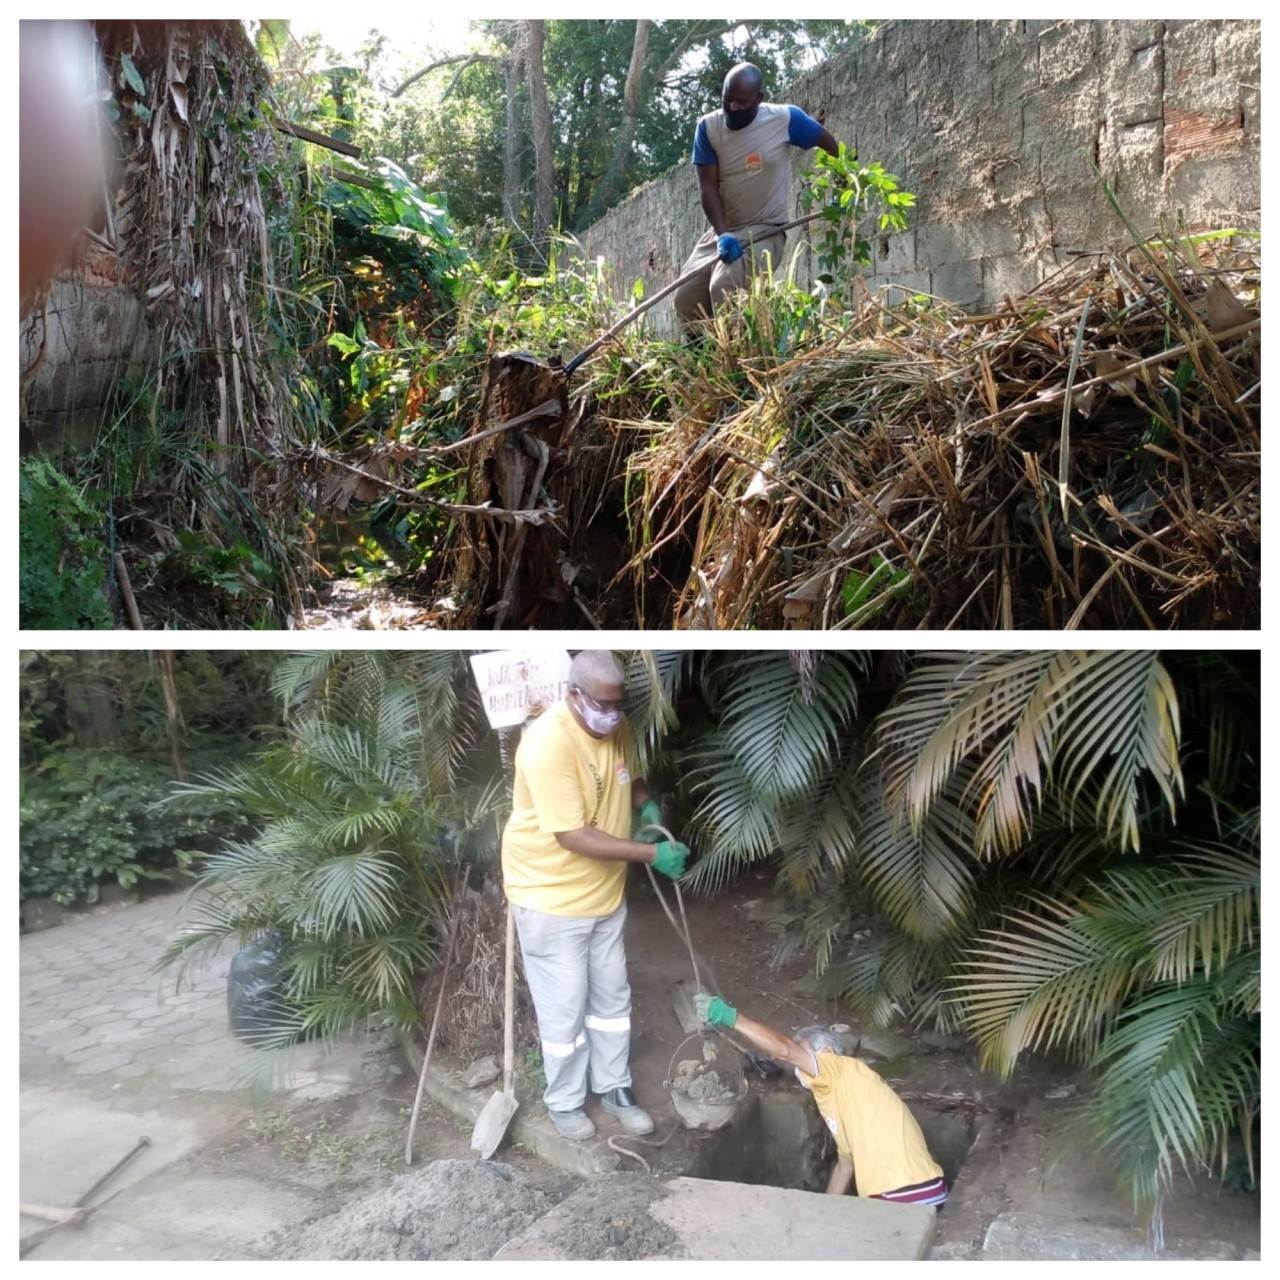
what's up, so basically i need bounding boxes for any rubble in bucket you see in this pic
[666,1034,747,1130]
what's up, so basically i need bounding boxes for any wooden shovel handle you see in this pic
[502,901,516,1095]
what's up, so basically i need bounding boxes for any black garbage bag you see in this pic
[227,930,297,1046]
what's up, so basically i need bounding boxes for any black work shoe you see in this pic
[600,1086,654,1136]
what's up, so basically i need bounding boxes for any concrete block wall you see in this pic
[581,19,1260,332]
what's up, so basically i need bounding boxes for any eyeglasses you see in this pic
[572,687,626,715]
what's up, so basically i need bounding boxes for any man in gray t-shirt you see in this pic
[673,62,840,330]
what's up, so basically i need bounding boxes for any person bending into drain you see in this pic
[694,993,948,1206]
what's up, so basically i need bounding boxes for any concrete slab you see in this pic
[498,1177,935,1260]
[19,1087,211,1207]
[115,1174,322,1254]
[981,1211,1249,1262]
[22,1216,259,1262]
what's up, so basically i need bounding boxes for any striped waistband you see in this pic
[871,1175,949,1207]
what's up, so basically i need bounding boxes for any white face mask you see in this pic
[793,1068,813,1091]
[573,690,623,737]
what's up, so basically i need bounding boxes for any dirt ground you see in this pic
[166,869,1257,1261]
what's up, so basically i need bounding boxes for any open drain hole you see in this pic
[684,1091,978,1193]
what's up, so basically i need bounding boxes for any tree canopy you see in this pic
[292,19,877,238]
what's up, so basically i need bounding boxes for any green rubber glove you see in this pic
[637,799,664,841]
[694,993,737,1028]
[650,840,689,879]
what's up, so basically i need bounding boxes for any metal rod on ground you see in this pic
[562,207,835,377]
[19,1135,150,1258]
[405,863,470,1164]
[74,1136,150,1208]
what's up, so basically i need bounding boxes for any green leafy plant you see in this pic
[19,458,113,630]
[155,651,502,1049]
[20,750,245,905]
[798,143,916,291]
[522,1047,548,1092]
[841,555,912,623]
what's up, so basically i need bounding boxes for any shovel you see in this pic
[470,901,518,1158]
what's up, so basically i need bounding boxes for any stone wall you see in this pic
[581,19,1260,333]
[20,254,157,434]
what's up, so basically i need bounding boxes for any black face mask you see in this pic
[723,103,759,131]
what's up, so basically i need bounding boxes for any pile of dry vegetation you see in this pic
[617,233,1259,630]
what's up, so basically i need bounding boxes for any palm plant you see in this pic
[640,648,1258,1229]
[854,650,1259,1229]
[156,650,503,1050]
[659,650,870,896]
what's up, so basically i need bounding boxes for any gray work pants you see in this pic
[512,902,632,1112]
[672,225,787,328]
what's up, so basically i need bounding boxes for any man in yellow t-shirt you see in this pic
[694,994,948,1206]
[502,650,689,1143]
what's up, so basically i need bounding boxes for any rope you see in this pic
[637,823,701,991]
[636,823,760,1068]
[607,1121,682,1175]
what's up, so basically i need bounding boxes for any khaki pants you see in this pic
[672,224,787,328]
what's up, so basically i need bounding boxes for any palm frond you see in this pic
[855,768,977,936]
[1086,970,1260,1212]
[710,650,862,804]
[301,850,401,935]
[774,748,862,895]
[877,651,1060,826]
[1052,651,1182,850]
[685,745,780,893]
[1102,843,1259,984]
[874,651,1182,857]
[954,899,1140,1073]
[270,649,347,710]
[622,649,688,770]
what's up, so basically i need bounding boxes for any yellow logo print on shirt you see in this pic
[745,152,763,175]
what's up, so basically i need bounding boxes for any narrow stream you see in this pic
[297,512,442,630]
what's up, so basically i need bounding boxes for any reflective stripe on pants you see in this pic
[512,901,633,1112]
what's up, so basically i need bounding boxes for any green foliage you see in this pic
[678,651,870,896]
[363,20,878,232]
[20,750,246,906]
[798,144,917,293]
[19,458,112,630]
[20,650,279,765]
[156,532,281,618]
[624,648,1258,1227]
[155,651,502,1048]
[841,555,912,623]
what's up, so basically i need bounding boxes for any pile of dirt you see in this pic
[275,1158,569,1261]
[504,1172,687,1261]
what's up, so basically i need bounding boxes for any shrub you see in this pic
[20,750,248,906]
[19,457,113,630]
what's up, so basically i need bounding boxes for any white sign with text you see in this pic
[469,650,572,729]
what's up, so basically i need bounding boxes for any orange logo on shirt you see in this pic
[745,152,763,174]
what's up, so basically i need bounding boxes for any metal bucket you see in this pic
[664,1032,747,1130]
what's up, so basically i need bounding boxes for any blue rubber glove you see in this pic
[637,799,663,840]
[694,992,738,1028]
[651,840,689,879]
[717,233,743,264]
